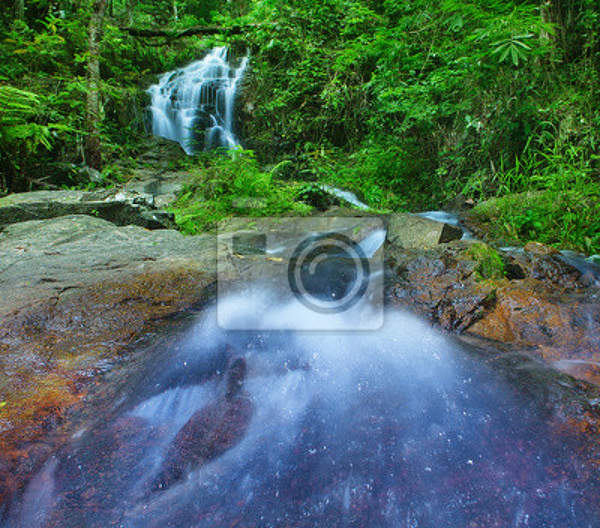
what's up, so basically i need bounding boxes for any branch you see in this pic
[120,24,259,40]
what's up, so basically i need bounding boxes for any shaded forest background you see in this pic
[1,0,599,252]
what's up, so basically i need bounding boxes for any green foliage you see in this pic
[235,0,599,252]
[169,150,312,234]
[472,186,600,254]
[490,34,535,67]
[0,84,71,190]
[0,86,53,149]
[0,0,598,254]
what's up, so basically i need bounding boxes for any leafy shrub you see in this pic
[0,84,71,191]
[169,149,312,234]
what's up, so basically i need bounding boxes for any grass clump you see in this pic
[472,185,600,254]
[168,149,313,234]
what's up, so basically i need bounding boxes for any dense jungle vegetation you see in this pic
[1,0,599,252]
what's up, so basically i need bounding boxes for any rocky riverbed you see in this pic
[1,143,600,521]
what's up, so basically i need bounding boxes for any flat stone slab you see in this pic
[0,189,176,230]
[0,214,215,318]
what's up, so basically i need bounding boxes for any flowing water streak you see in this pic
[5,230,600,527]
[319,185,370,210]
[416,210,473,240]
[558,250,600,286]
[148,47,248,154]
[8,291,599,528]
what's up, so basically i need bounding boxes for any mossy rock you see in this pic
[472,191,550,219]
[465,242,505,280]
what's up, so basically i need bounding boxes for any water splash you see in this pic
[319,185,369,210]
[148,47,248,154]
[559,250,600,287]
[6,291,600,527]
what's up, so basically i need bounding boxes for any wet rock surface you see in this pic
[41,415,155,527]
[503,242,584,288]
[388,241,496,332]
[0,214,216,508]
[387,238,600,387]
[5,305,600,528]
[153,357,253,490]
[2,206,600,524]
[0,189,176,230]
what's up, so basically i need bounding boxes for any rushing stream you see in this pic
[148,47,248,154]
[5,229,600,528]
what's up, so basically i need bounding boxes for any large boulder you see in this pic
[387,213,463,249]
[133,136,187,170]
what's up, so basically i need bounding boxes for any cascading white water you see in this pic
[148,47,248,154]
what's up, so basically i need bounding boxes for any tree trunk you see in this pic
[84,0,108,170]
[540,0,551,42]
[14,0,24,20]
[126,0,134,25]
[172,0,178,21]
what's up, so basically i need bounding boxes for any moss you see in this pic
[465,242,505,281]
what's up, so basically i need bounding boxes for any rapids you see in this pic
[5,275,600,527]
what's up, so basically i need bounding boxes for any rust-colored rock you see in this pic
[467,280,600,383]
[388,239,600,387]
[0,268,214,507]
[389,241,497,332]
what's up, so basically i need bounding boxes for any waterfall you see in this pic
[147,47,248,154]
